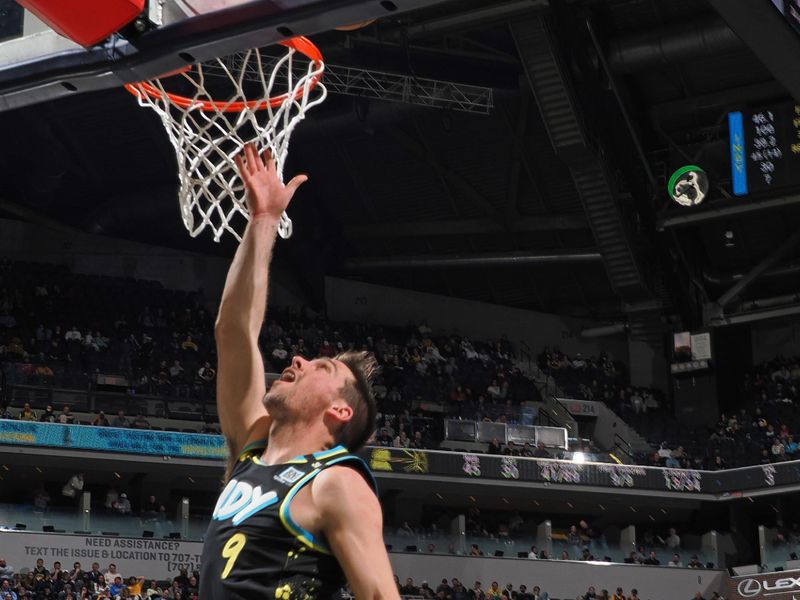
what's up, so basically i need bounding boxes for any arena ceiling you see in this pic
[1,0,800,335]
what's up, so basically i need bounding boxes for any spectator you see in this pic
[665,528,681,549]
[687,555,703,569]
[393,431,410,448]
[624,551,639,564]
[642,551,660,565]
[400,578,419,596]
[486,583,501,599]
[145,581,162,598]
[61,472,84,501]
[0,559,13,583]
[39,405,56,423]
[58,405,75,425]
[181,335,198,353]
[109,576,125,597]
[531,586,548,600]
[469,582,485,600]
[168,360,184,381]
[612,589,625,600]
[111,410,129,428]
[18,403,36,421]
[115,493,132,515]
[410,430,426,449]
[657,442,672,459]
[533,442,551,459]
[127,576,145,597]
[0,580,17,600]
[420,582,434,599]
[131,413,151,430]
[567,525,581,547]
[91,412,110,427]
[629,590,640,600]
[103,566,122,586]
[437,579,453,597]
[668,553,682,567]
[528,545,538,559]
[69,562,86,588]
[32,559,49,583]
[197,361,216,384]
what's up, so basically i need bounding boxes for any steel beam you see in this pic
[343,215,587,238]
[399,0,549,39]
[709,303,800,327]
[657,194,800,230]
[717,228,800,308]
[341,250,602,271]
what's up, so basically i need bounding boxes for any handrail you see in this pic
[613,432,633,462]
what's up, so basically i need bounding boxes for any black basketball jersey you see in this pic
[199,442,377,600]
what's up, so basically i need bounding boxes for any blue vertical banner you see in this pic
[728,111,748,196]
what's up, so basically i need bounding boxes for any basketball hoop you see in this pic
[125,37,326,242]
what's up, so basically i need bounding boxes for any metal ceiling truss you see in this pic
[208,56,494,114]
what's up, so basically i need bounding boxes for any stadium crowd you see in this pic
[0,559,197,600]
[3,260,800,473]
[0,558,722,600]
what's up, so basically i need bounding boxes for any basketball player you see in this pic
[199,144,398,600]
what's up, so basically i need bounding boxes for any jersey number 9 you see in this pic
[221,533,248,579]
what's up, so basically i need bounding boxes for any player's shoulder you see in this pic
[314,460,376,500]
[312,464,380,519]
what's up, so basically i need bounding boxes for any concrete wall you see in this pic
[324,276,629,360]
[0,218,302,308]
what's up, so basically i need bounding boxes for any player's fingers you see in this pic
[234,153,245,176]
[262,148,273,172]
[245,143,258,174]
[285,174,308,196]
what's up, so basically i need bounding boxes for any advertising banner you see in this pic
[729,569,800,600]
[0,419,226,460]
[0,531,203,580]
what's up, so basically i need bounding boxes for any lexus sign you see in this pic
[731,570,800,599]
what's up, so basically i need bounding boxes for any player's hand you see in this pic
[235,142,307,220]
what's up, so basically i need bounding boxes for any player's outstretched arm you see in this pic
[314,467,400,600]
[215,143,307,464]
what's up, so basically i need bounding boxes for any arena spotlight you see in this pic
[572,451,586,464]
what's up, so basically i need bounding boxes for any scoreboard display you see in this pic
[728,102,800,196]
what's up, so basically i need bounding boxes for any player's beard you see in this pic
[263,385,291,418]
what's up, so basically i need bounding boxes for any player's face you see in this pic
[265,356,354,423]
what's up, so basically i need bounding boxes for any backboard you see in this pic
[0,0,451,112]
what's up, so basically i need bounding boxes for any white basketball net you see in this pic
[127,46,326,242]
